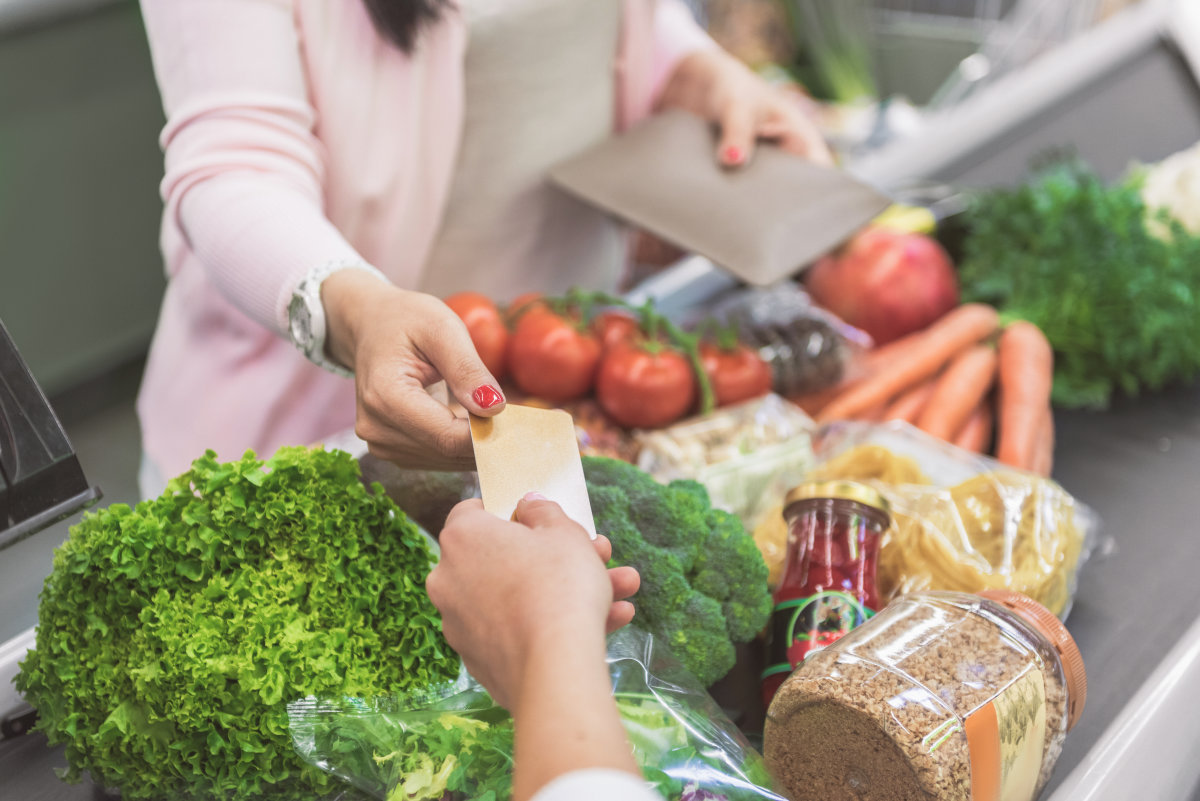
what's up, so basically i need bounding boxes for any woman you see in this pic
[136,0,831,491]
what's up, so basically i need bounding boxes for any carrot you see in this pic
[858,403,887,422]
[994,321,1054,470]
[795,337,917,416]
[1030,409,1056,476]
[953,402,994,453]
[817,304,1000,423]
[788,383,853,417]
[915,344,998,440]
[858,328,928,376]
[882,378,936,424]
[810,327,938,415]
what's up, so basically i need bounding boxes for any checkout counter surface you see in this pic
[3,382,1200,801]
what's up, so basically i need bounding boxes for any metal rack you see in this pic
[869,0,1107,108]
[847,0,1198,190]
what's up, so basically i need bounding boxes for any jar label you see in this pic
[962,666,1046,801]
[761,591,873,680]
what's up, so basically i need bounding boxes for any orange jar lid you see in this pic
[979,590,1087,730]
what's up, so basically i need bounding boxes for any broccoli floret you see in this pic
[703,510,773,642]
[724,588,774,644]
[583,457,772,687]
[660,595,737,686]
[590,462,708,572]
[587,485,638,546]
[667,478,711,507]
[691,567,732,602]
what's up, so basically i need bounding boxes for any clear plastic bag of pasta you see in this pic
[754,420,1097,618]
[287,627,786,801]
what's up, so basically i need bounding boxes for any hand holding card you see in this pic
[469,404,598,538]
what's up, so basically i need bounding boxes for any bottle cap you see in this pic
[783,481,890,516]
[979,590,1087,730]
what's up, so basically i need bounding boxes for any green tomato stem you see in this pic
[658,315,715,415]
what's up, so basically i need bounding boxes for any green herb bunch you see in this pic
[16,447,459,801]
[958,159,1200,408]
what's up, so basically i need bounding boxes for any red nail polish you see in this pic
[473,384,504,409]
[722,145,744,165]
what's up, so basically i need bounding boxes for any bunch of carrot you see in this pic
[795,304,1056,476]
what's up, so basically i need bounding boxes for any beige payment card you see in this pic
[469,404,597,538]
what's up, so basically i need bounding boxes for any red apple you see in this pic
[804,226,959,345]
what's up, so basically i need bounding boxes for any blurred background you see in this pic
[4,2,1200,796]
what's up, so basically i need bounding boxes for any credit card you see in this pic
[469,404,597,538]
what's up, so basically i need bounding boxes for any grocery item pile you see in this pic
[23,145,1200,801]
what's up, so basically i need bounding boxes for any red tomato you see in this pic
[507,310,601,402]
[444,292,508,379]
[595,341,697,429]
[700,343,774,407]
[592,310,642,352]
[505,292,545,326]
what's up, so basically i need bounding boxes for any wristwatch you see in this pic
[288,260,388,377]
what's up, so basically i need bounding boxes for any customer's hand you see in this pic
[321,269,505,470]
[426,496,640,710]
[658,49,834,168]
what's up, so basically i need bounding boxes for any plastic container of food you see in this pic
[709,283,870,396]
[764,589,1086,801]
[635,394,815,529]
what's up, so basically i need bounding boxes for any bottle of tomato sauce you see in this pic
[761,481,890,709]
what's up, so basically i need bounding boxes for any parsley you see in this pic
[957,159,1200,408]
[16,447,459,801]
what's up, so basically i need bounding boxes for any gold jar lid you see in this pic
[783,480,891,516]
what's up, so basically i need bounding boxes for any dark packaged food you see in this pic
[710,284,869,396]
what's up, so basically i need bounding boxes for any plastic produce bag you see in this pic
[288,628,785,801]
[636,394,816,532]
[708,283,871,396]
[753,421,1097,618]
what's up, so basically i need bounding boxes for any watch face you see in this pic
[289,294,314,352]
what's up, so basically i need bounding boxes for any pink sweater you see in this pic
[136,0,712,479]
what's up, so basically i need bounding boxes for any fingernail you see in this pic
[473,385,505,409]
[722,145,744,165]
[522,491,548,502]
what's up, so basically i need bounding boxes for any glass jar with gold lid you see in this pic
[760,480,891,708]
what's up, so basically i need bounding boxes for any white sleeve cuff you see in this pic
[529,768,662,801]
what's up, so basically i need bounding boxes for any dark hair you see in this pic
[362,0,455,53]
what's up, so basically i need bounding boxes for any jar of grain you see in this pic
[763,590,1086,801]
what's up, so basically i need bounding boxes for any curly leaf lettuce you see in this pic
[16,447,459,801]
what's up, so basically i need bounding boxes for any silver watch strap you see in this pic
[292,259,389,377]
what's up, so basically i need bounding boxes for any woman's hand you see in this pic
[426,496,639,710]
[321,269,506,470]
[658,49,833,168]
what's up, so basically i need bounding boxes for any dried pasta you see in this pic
[756,443,1090,616]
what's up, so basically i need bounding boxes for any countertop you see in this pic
[4,381,1200,800]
